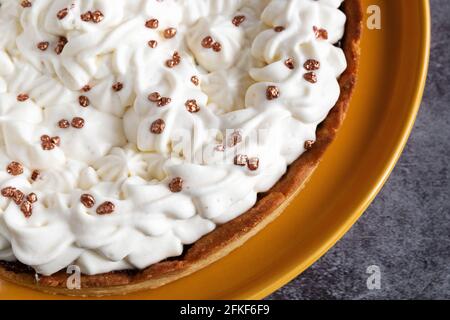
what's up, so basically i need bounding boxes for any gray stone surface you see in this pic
[268,0,450,300]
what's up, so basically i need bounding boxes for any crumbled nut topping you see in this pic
[1,187,37,218]
[212,42,222,52]
[112,82,123,92]
[1,187,16,198]
[6,161,24,176]
[148,92,171,107]
[57,8,68,20]
[31,170,40,181]
[54,36,68,55]
[96,201,115,215]
[21,1,32,8]
[148,92,161,102]
[26,193,38,203]
[78,95,90,107]
[51,136,61,146]
[41,135,61,150]
[80,11,93,22]
[20,201,33,218]
[12,189,24,205]
[150,119,166,134]
[169,177,183,193]
[304,140,315,150]
[148,40,158,48]
[145,19,159,29]
[91,10,104,23]
[247,157,260,171]
[163,27,177,39]
[185,99,200,113]
[80,194,95,208]
[303,59,321,71]
[201,36,214,48]
[191,76,200,86]
[228,130,242,147]
[37,41,49,51]
[158,97,171,107]
[80,10,103,23]
[234,154,248,166]
[71,117,85,129]
[58,119,70,129]
[303,72,318,84]
[313,26,328,40]
[232,15,246,27]
[166,51,181,68]
[266,85,280,100]
[17,93,29,102]
[166,59,177,68]
[284,58,295,70]
[81,84,92,92]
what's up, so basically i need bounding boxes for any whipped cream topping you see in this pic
[0,0,347,275]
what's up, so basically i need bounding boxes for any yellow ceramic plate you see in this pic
[0,0,430,299]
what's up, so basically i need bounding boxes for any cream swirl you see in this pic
[0,0,347,275]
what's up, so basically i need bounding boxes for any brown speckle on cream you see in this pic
[163,27,177,39]
[185,99,200,113]
[303,59,320,71]
[1,187,16,198]
[17,93,29,102]
[285,58,295,70]
[313,26,328,40]
[145,19,159,29]
[247,157,260,171]
[37,42,49,51]
[112,82,123,92]
[57,8,68,20]
[303,72,318,84]
[80,194,95,208]
[58,119,70,129]
[96,201,115,215]
[26,193,38,203]
[201,36,214,49]
[169,177,183,193]
[232,15,246,27]
[157,97,171,107]
[79,95,90,107]
[304,140,315,150]
[20,201,33,218]
[148,40,158,48]
[234,154,248,166]
[150,119,165,134]
[91,10,104,23]
[31,170,40,181]
[21,1,32,8]
[6,162,24,176]
[228,130,242,148]
[71,117,85,129]
[191,76,200,86]
[266,86,280,100]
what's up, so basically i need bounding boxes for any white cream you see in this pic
[0,0,347,275]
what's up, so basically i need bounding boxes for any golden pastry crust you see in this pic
[0,0,363,296]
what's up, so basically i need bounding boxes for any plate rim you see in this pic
[245,0,431,300]
[0,0,431,300]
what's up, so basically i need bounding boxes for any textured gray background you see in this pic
[269,0,449,300]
